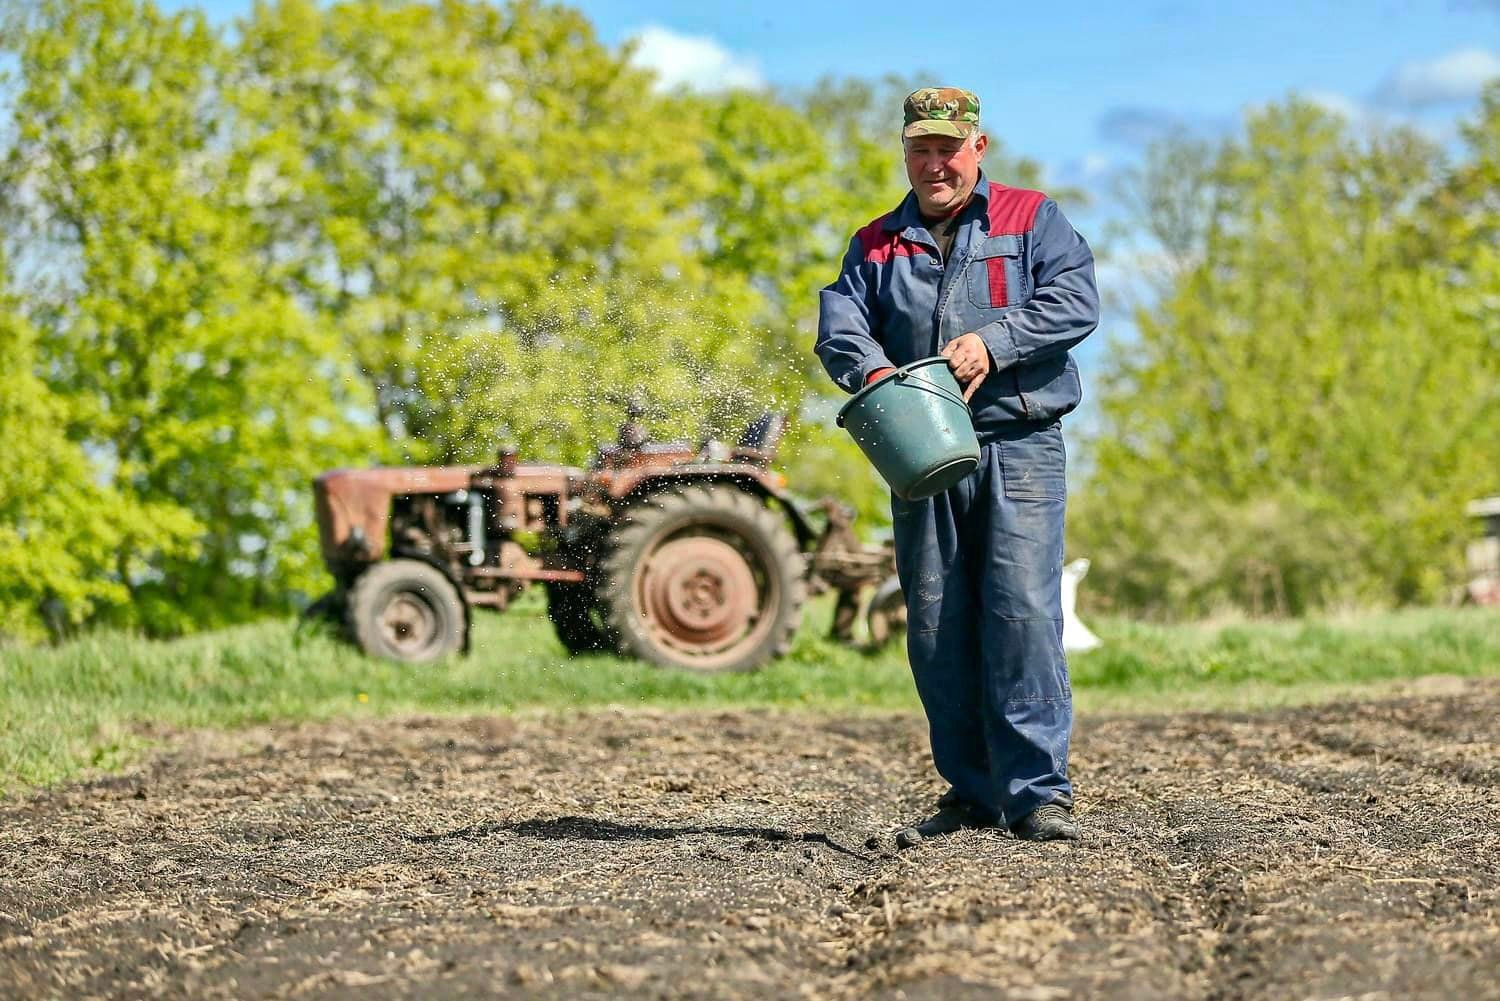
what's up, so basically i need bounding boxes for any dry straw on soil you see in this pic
[1,679,1496,999]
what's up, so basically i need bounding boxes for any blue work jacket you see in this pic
[816,172,1099,438]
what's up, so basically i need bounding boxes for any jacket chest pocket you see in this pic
[966,234,1025,311]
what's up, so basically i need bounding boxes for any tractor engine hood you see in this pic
[314,466,479,565]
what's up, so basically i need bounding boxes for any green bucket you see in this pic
[836,356,981,501]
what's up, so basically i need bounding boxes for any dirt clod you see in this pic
[1,682,1496,999]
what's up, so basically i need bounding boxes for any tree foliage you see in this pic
[0,272,192,641]
[1,0,375,635]
[1072,94,1500,616]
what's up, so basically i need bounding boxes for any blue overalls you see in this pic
[815,171,1099,825]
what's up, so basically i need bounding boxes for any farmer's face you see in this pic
[904,132,987,217]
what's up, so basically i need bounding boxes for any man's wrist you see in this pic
[976,323,1020,372]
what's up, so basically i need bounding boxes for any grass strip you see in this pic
[1,597,1495,792]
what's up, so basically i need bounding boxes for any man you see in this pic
[816,87,1098,845]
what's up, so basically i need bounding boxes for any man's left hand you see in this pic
[941,333,991,402]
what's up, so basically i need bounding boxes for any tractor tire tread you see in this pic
[595,484,805,672]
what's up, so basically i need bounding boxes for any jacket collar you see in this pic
[882,170,992,238]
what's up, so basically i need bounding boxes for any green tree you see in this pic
[0,272,200,641]
[1072,98,1499,616]
[1,0,373,632]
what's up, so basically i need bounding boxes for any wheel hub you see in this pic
[379,593,437,655]
[641,537,757,649]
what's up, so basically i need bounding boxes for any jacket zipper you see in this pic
[933,239,971,350]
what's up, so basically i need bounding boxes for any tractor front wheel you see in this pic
[346,559,467,663]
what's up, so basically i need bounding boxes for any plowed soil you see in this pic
[2,679,1496,1000]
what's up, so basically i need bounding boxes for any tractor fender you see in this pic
[761,490,818,551]
[616,470,818,551]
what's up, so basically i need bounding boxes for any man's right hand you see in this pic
[865,367,896,385]
[941,333,991,403]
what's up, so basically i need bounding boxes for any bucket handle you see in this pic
[836,367,967,428]
[891,370,970,410]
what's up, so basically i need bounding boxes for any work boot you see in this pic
[894,799,998,850]
[934,787,963,810]
[1010,801,1079,842]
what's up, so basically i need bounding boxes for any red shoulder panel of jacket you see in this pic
[986,183,1047,235]
[856,212,921,264]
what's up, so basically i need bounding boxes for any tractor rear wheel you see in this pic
[346,559,466,663]
[596,485,805,672]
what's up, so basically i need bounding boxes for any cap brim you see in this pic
[902,120,973,139]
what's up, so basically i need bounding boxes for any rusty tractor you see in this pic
[311,405,901,672]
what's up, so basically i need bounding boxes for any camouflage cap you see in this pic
[902,87,981,139]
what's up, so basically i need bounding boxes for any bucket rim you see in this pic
[836,356,962,424]
[897,454,980,501]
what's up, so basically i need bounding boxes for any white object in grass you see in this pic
[1062,558,1101,653]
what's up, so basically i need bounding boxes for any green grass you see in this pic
[1,595,1495,792]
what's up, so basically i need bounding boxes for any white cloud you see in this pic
[1278,90,1464,148]
[1302,89,1370,123]
[626,25,764,94]
[1053,151,1121,195]
[1073,152,1117,185]
[1375,46,1500,108]
[1096,106,1190,148]
[1096,105,1236,149]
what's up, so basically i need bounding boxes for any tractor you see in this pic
[311,404,903,672]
